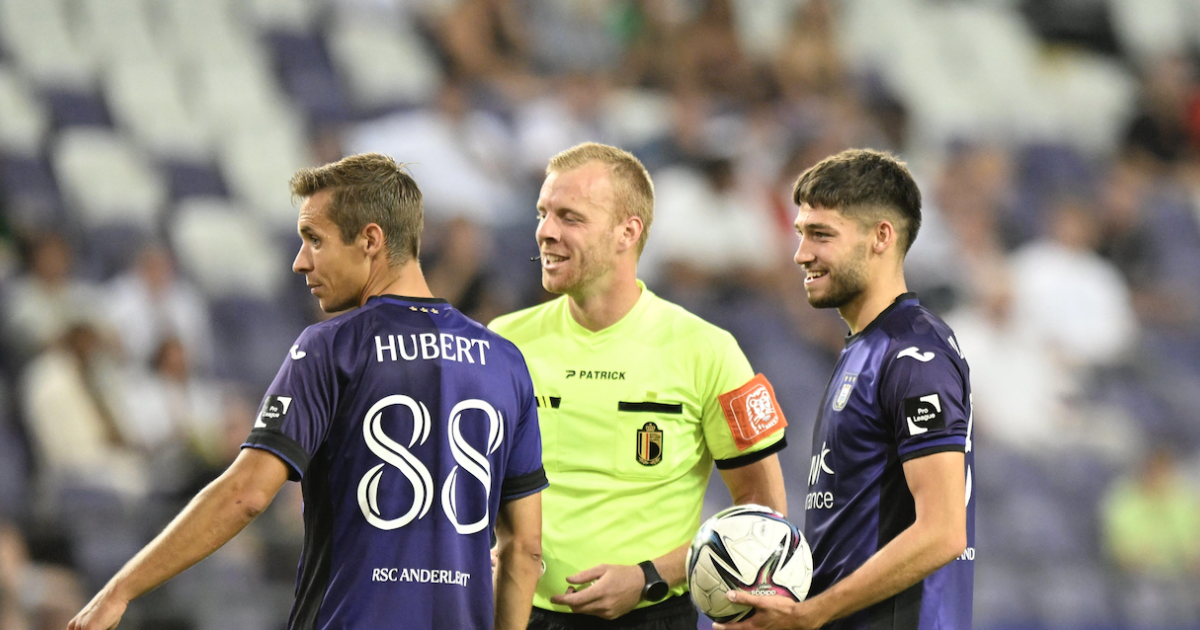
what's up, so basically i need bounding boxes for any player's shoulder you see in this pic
[878,299,965,365]
[296,306,362,345]
[487,296,563,342]
[452,308,528,363]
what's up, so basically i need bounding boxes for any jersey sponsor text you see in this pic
[371,567,472,587]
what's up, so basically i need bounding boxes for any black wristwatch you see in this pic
[638,560,669,602]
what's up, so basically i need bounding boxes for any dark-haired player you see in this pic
[717,149,974,630]
[69,153,547,630]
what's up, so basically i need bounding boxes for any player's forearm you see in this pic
[101,467,276,603]
[802,519,965,626]
[493,540,541,630]
[653,542,690,588]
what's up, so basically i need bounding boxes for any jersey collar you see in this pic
[369,295,451,305]
[561,279,653,342]
[844,292,918,347]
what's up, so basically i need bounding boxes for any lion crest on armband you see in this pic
[746,386,778,433]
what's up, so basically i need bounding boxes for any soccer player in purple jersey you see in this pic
[716,149,974,630]
[69,153,546,630]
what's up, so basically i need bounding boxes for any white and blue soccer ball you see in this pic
[686,504,813,623]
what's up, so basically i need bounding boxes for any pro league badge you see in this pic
[637,422,663,466]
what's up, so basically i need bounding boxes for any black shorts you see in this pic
[527,595,699,630]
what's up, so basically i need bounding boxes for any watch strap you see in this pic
[638,560,669,602]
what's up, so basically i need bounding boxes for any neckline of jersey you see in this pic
[560,280,653,342]
[844,292,918,347]
[369,294,451,305]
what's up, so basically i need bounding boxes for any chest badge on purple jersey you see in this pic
[832,374,857,411]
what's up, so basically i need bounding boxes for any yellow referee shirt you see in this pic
[489,282,787,612]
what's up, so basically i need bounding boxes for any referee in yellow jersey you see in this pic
[490,142,789,629]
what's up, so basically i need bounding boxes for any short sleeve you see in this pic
[501,361,548,501]
[878,344,969,461]
[241,327,340,481]
[700,333,788,468]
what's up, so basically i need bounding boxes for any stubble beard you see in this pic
[806,244,869,309]
[542,238,614,297]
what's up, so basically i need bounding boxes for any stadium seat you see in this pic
[170,197,286,298]
[0,65,49,156]
[218,118,312,229]
[106,59,213,162]
[0,0,96,90]
[189,59,293,138]
[157,0,258,69]
[1038,53,1138,156]
[601,89,674,151]
[248,0,318,33]
[326,13,441,111]
[52,128,167,230]
[77,0,159,67]
[1109,0,1190,62]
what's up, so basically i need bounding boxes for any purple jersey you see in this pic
[805,293,975,630]
[242,295,547,630]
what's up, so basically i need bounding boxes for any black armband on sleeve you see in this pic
[242,429,311,482]
[715,435,787,470]
[500,467,549,501]
[898,442,965,463]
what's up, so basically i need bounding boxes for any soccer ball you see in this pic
[686,504,812,623]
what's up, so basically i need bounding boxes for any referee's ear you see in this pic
[617,215,644,254]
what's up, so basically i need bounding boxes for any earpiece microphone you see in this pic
[530,256,541,262]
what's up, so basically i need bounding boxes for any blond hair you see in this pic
[547,142,655,255]
[290,152,423,264]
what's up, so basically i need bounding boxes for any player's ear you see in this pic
[361,223,386,258]
[872,220,895,255]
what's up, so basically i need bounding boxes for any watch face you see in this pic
[645,580,669,602]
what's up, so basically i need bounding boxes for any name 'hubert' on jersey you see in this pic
[805,293,975,630]
[241,295,547,630]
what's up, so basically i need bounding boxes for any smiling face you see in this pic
[292,191,370,312]
[535,162,635,297]
[793,203,872,309]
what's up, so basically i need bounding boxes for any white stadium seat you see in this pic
[0,65,49,155]
[327,14,441,109]
[188,59,293,138]
[1109,0,1189,63]
[77,0,159,67]
[171,198,286,298]
[157,0,259,68]
[248,0,318,32]
[0,0,96,90]
[106,59,213,161]
[53,128,166,230]
[219,116,312,229]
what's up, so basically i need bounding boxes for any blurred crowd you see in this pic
[2,0,1200,628]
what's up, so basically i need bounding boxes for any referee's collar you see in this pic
[844,292,918,347]
[562,280,651,339]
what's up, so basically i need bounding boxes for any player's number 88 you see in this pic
[357,395,504,533]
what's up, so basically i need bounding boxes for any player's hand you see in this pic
[549,563,644,620]
[68,589,128,630]
[711,591,815,630]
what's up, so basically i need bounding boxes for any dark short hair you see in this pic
[290,152,423,264]
[792,149,922,253]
